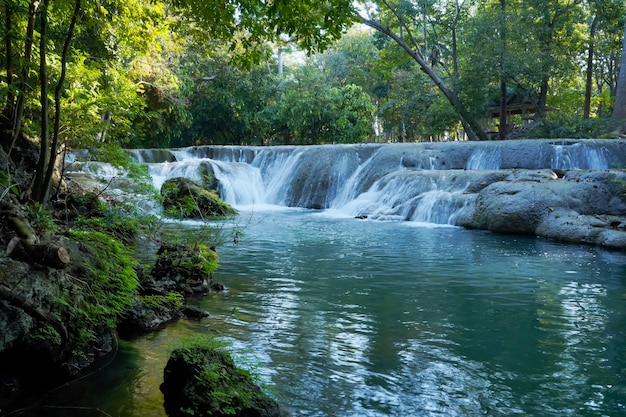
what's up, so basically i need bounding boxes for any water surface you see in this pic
[25,209,626,417]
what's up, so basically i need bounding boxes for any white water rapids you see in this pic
[116,140,618,226]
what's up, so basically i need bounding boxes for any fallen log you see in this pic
[6,236,70,269]
[0,283,69,347]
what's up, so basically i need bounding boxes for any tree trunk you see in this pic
[4,1,39,155]
[2,3,15,141]
[42,0,81,203]
[7,237,71,269]
[610,19,626,135]
[498,0,507,140]
[584,15,598,120]
[2,201,70,268]
[33,0,50,203]
[361,17,488,141]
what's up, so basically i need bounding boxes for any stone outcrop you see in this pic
[457,169,626,248]
[161,343,291,417]
[118,243,222,336]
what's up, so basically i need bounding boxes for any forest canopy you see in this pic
[0,0,625,202]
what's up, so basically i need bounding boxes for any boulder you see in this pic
[459,169,626,248]
[161,177,236,219]
[149,244,219,296]
[161,344,291,417]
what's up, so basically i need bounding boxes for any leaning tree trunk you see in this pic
[42,0,81,203]
[360,12,488,141]
[610,19,626,135]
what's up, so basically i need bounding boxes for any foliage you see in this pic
[526,114,614,139]
[168,0,356,58]
[0,170,19,200]
[27,202,58,235]
[261,66,375,144]
[93,144,155,192]
[138,291,184,313]
[53,189,155,243]
[65,229,139,352]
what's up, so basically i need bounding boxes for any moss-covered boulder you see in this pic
[161,177,236,219]
[161,342,291,417]
[149,243,220,295]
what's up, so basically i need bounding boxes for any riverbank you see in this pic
[0,138,237,415]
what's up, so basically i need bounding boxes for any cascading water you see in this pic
[133,144,475,224]
[550,141,610,169]
[209,160,266,207]
[465,147,502,170]
[66,139,626,227]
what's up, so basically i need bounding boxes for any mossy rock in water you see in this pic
[161,177,236,219]
[161,343,291,417]
[149,244,219,295]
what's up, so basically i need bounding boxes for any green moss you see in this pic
[65,229,139,351]
[154,243,219,283]
[162,337,286,417]
[161,177,236,219]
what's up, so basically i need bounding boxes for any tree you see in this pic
[258,65,374,145]
[588,0,626,119]
[610,18,626,134]
[358,0,488,141]
[0,0,359,203]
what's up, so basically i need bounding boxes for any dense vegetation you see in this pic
[0,2,624,412]
[0,0,624,219]
[0,1,625,201]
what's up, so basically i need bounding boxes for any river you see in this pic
[32,141,626,417]
[27,207,626,417]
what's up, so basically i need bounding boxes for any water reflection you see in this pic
[35,210,626,417]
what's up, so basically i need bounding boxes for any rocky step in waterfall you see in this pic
[69,139,626,249]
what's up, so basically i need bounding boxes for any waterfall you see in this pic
[550,141,609,169]
[210,160,266,207]
[66,139,626,226]
[147,158,207,191]
[466,147,501,170]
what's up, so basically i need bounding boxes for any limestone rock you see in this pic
[460,168,626,248]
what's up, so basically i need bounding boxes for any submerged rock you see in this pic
[161,343,291,417]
